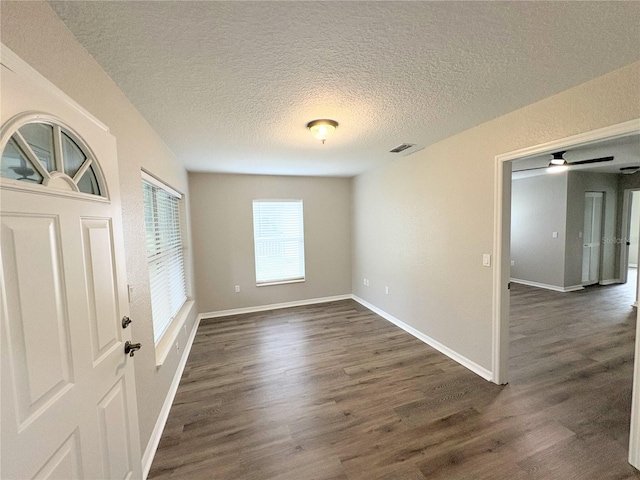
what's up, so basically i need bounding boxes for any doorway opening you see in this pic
[621,189,640,306]
[492,119,640,469]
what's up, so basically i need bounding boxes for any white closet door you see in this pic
[582,192,604,286]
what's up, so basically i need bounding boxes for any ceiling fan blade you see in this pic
[513,165,548,172]
[514,155,614,173]
[569,156,614,166]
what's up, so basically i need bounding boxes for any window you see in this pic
[142,172,187,343]
[1,118,104,196]
[253,200,305,285]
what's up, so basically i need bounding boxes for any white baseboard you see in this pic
[198,294,352,320]
[510,278,584,293]
[351,295,492,381]
[142,316,201,479]
[599,278,621,286]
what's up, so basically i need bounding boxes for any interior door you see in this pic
[582,192,604,286]
[1,49,142,479]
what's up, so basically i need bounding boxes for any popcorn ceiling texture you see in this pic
[48,1,640,176]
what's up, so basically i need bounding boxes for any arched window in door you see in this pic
[1,114,106,197]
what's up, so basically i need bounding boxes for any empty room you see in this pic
[1,2,640,479]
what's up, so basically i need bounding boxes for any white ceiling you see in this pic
[48,1,640,177]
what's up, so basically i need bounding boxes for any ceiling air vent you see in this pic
[390,143,414,153]
[389,143,424,157]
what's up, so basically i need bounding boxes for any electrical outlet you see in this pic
[511,260,515,266]
[234,285,240,293]
[175,341,180,352]
[363,278,367,286]
[385,286,389,295]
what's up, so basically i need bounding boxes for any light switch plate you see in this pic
[483,254,491,267]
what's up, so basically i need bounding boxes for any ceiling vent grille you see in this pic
[390,143,414,153]
[389,143,424,157]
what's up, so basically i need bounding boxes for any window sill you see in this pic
[256,278,305,287]
[154,300,195,367]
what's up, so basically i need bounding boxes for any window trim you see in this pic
[141,170,182,199]
[256,278,306,288]
[252,199,306,286]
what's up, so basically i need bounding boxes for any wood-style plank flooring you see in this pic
[149,280,640,479]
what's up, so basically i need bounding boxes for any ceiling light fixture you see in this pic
[307,119,338,144]
[549,151,568,167]
[547,165,569,174]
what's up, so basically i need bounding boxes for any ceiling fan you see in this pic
[517,150,614,172]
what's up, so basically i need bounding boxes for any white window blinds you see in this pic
[142,173,187,343]
[253,200,305,284]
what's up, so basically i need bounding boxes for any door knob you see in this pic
[124,341,141,357]
[122,316,132,329]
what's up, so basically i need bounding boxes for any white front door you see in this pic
[1,49,142,479]
[582,191,604,286]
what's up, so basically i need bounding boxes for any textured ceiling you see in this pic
[48,1,640,177]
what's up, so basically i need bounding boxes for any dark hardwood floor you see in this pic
[149,279,640,479]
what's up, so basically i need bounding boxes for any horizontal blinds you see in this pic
[143,179,187,342]
[253,200,305,284]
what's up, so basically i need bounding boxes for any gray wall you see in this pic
[565,171,620,286]
[511,173,568,287]
[189,173,352,313]
[511,171,622,289]
[1,1,199,453]
[353,62,640,370]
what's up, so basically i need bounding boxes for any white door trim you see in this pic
[620,188,640,285]
[492,118,640,468]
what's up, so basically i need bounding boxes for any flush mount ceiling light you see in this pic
[307,119,338,144]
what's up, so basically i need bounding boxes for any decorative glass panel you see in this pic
[18,123,55,172]
[1,120,105,197]
[77,165,101,195]
[62,133,86,178]
[0,138,44,184]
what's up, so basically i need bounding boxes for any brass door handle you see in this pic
[124,341,141,357]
